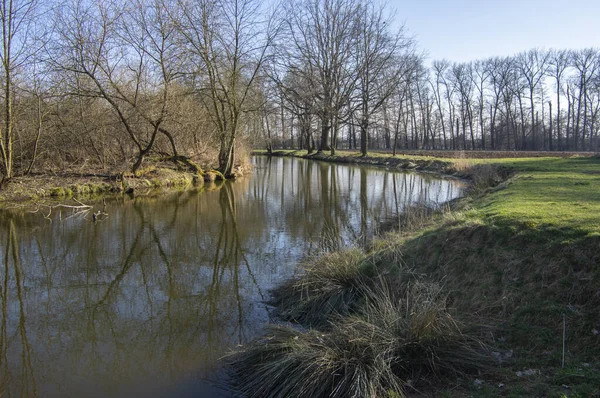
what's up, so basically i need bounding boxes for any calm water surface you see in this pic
[0,156,465,397]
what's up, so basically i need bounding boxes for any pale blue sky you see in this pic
[386,0,600,62]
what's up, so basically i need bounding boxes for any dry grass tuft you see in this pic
[467,163,508,190]
[270,249,370,328]
[231,279,490,398]
[451,151,474,172]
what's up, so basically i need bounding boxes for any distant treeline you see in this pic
[1,0,598,184]
[267,44,600,154]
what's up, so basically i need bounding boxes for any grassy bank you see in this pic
[0,160,240,209]
[232,151,600,397]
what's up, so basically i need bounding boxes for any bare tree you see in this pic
[571,48,599,150]
[283,0,361,153]
[355,0,414,156]
[515,49,549,150]
[275,65,317,152]
[0,0,38,183]
[52,0,187,173]
[471,60,489,149]
[496,57,518,149]
[175,0,276,177]
[448,62,476,149]
[548,49,570,150]
[430,60,451,149]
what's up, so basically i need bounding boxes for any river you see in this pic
[0,156,465,397]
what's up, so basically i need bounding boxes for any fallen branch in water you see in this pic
[27,198,95,221]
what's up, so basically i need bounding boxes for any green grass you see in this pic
[475,157,600,234]
[388,155,600,396]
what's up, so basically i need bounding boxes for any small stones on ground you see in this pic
[473,379,484,388]
[516,369,539,377]
[491,348,513,363]
[492,351,502,362]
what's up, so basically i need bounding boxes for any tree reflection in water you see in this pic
[0,157,464,396]
[1,217,37,397]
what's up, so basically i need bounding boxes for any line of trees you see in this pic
[1,0,599,185]
[261,3,600,154]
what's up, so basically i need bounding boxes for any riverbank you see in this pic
[0,159,250,210]
[0,169,197,211]
[256,149,461,174]
[233,151,600,397]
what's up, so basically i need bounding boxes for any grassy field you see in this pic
[396,155,600,396]
[234,151,600,397]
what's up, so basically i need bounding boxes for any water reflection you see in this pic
[1,217,37,397]
[0,157,464,396]
[251,156,463,251]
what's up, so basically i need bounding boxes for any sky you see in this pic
[385,0,600,63]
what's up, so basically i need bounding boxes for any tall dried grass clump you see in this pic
[451,155,511,192]
[467,163,510,191]
[270,249,370,328]
[230,323,405,398]
[360,280,489,381]
[231,278,490,398]
[395,204,442,234]
[378,204,439,236]
[451,151,474,172]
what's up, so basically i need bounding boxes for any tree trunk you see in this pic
[218,133,236,177]
[382,104,391,149]
[280,98,286,149]
[330,117,339,156]
[574,80,583,151]
[556,80,562,150]
[530,90,536,150]
[360,114,368,156]
[1,55,13,182]
[518,96,526,150]
[581,87,588,150]
[264,112,273,154]
[479,104,485,150]
[548,101,553,151]
[319,117,330,152]
[566,88,572,151]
